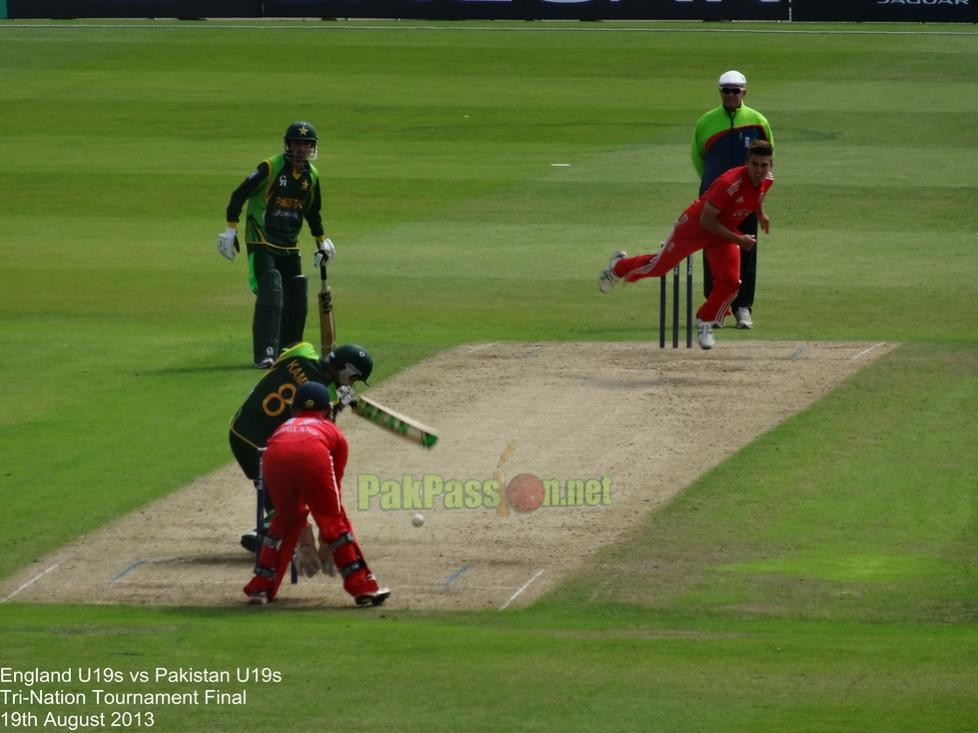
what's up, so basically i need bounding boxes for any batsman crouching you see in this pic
[244,382,390,607]
[229,341,373,554]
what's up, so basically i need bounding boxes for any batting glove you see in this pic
[337,385,357,406]
[313,238,335,268]
[216,227,239,261]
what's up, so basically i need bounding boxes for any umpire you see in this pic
[691,71,774,330]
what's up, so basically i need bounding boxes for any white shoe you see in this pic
[598,251,626,293]
[246,591,269,606]
[355,587,391,607]
[734,307,753,329]
[696,319,715,350]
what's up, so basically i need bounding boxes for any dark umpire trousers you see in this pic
[702,212,757,313]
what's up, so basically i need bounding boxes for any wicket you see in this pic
[658,256,694,348]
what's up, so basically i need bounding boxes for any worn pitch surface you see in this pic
[1,341,893,610]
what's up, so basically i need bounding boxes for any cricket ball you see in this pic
[412,513,425,528]
[505,473,545,513]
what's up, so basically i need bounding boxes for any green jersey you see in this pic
[229,342,337,450]
[692,104,773,193]
[226,153,325,252]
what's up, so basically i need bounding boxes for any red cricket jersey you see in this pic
[266,413,348,486]
[680,165,774,244]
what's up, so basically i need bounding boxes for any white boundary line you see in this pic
[499,568,545,611]
[0,23,976,37]
[851,342,887,361]
[0,560,65,604]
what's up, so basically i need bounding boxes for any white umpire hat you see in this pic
[718,70,747,88]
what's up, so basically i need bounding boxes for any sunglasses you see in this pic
[720,87,744,95]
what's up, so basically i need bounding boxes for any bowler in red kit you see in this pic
[599,139,774,349]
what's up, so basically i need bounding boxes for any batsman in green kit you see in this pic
[216,122,338,368]
[229,342,374,551]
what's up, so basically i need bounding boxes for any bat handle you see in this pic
[320,263,327,281]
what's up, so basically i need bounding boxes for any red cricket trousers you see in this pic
[243,431,379,601]
[614,219,742,325]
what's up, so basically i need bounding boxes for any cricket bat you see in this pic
[350,395,439,449]
[318,263,336,357]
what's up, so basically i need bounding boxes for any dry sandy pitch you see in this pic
[1,340,894,611]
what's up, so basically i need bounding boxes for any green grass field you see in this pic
[1,19,977,732]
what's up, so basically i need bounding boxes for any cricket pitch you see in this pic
[1,340,894,610]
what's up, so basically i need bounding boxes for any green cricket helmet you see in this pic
[283,121,318,162]
[327,344,373,387]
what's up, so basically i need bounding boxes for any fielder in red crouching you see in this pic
[243,381,390,607]
[598,139,775,350]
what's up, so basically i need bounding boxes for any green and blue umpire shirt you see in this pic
[692,104,773,194]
